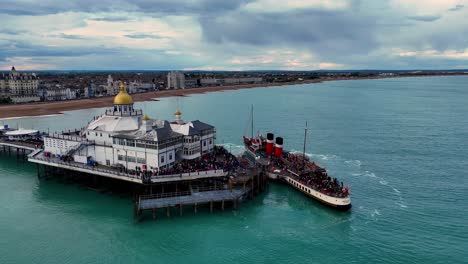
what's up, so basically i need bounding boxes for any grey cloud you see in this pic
[448,4,464,12]
[0,0,251,16]
[0,1,114,16]
[200,9,377,58]
[0,41,119,62]
[124,33,163,39]
[0,29,28,35]
[90,16,131,22]
[50,33,86,40]
[407,15,441,22]
[0,39,172,63]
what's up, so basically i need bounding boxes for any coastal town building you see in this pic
[106,74,123,95]
[84,83,97,98]
[42,84,216,170]
[199,77,263,86]
[128,80,157,93]
[184,79,198,88]
[0,66,40,103]
[167,71,185,89]
[42,84,79,101]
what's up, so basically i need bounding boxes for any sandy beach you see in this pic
[0,79,322,119]
[0,74,462,119]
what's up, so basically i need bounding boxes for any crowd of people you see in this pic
[294,170,349,198]
[271,152,349,198]
[82,145,241,181]
[149,145,240,177]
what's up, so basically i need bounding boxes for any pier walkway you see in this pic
[28,150,228,184]
[0,140,37,151]
[138,188,247,210]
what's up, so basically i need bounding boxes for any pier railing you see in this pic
[150,170,226,180]
[30,153,227,183]
[140,185,226,200]
[47,132,89,143]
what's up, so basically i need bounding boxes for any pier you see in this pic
[135,186,249,219]
[0,88,271,222]
[134,168,267,221]
[0,139,37,160]
[24,147,268,222]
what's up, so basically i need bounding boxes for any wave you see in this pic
[345,159,361,167]
[217,143,245,155]
[352,171,377,179]
[291,150,363,171]
[396,203,408,208]
[371,209,381,218]
[379,180,388,185]
[289,150,339,161]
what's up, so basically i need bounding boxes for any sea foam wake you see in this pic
[220,144,407,211]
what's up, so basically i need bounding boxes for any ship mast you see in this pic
[251,104,254,139]
[302,121,308,170]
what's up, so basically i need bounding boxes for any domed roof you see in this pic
[142,114,150,121]
[174,109,182,115]
[113,84,133,105]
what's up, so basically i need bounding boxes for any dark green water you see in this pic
[1,76,467,263]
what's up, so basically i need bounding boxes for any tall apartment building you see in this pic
[106,74,122,95]
[167,71,185,89]
[0,66,40,103]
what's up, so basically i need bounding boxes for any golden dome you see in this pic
[113,84,133,105]
[174,109,182,115]
[142,114,150,121]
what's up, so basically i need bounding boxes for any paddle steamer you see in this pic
[243,107,351,210]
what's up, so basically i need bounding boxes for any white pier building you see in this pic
[34,84,217,176]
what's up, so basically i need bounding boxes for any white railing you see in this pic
[30,153,227,183]
[151,169,226,180]
[47,133,88,142]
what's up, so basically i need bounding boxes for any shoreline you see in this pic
[0,74,465,119]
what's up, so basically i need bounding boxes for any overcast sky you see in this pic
[1,0,467,70]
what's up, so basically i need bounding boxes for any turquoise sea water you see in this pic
[0,76,467,263]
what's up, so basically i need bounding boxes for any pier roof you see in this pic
[87,115,140,132]
[114,120,182,142]
[5,129,38,136]
[170,120,214,136]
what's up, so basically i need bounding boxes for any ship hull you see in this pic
[285,176,351,211]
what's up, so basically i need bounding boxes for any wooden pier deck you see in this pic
[138,188,247,210]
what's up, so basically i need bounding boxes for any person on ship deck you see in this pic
[271,153,348,197]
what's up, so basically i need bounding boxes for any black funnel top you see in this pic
[276,137,283,145]
[267,133,274,140]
